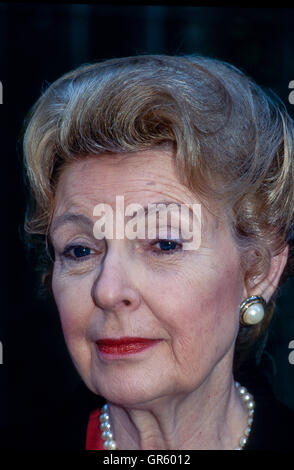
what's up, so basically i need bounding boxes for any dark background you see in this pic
[2,3,294,449]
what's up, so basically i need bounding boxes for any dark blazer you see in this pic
[244,381,294,450]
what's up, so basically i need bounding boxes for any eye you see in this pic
[152,239,182,254]
[72,246,92,258]
[62,244,93,261]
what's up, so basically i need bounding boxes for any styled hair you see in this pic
[22,54,294,370]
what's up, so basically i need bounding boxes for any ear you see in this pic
[243,245,289,302]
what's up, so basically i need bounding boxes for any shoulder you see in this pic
[59,382,105,450]
[247,398,294,450]
[18,381,104,450]
[243,378,294,450]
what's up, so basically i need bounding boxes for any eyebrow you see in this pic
[50,200,199,234]
[50,213,93,236]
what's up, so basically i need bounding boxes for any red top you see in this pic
[86,408,104,450]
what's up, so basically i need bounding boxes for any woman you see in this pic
[22,54,294,450]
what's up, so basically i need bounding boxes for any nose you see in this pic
[92,251,141,314]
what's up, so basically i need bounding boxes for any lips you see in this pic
[96,337,160,356]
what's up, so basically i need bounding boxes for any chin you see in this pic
[90,371,171,408]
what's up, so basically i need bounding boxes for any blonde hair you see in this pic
[22,54,294,369]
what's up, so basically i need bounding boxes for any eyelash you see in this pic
[150,239,183,255]
[62,245,97,263]
[61,239,183,262]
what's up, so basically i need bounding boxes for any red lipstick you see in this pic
[96,337,160,356]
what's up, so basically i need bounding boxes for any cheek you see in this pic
[51,272,93,344]
[51,273,97,387]
[147,262,243,364]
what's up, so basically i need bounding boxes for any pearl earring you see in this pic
[240,295,266,326]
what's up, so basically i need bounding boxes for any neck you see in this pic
[107,373,248,450]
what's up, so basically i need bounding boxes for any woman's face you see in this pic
[51,149,246,406]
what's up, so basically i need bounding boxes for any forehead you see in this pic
[51,149,225,244]
[54,149,196,210]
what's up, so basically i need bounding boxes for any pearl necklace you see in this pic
[234,381,255,450]
[99,381,254,450]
